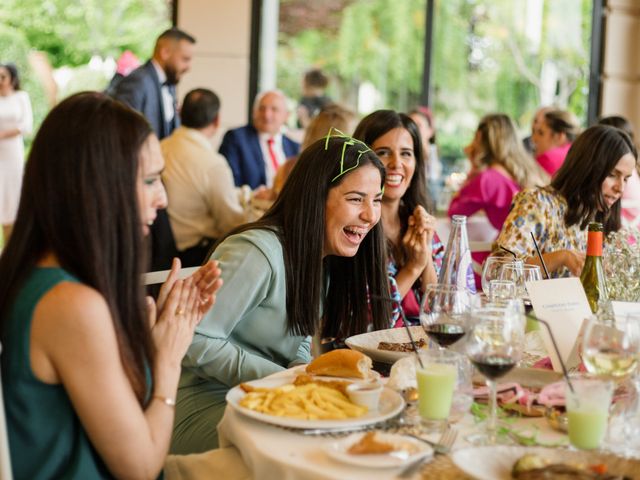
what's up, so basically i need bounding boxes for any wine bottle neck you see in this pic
[586,230,603,257]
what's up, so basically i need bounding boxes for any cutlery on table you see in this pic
[396,426,457,478]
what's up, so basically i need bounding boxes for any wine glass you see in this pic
[419,284,472,349]
[466,306,522,445]
[581,314,640,379]
[481,256,523,293]
[500,263,542,304]
[488,279,517,303]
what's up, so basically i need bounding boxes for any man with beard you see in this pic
[112,28,195,140]
[112,28,196,271]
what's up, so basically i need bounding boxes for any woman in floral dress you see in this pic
[495,125,636,278]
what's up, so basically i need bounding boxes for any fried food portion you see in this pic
[238,382,368,420]
[347,432,395,455]
[377,338,427,352]
[293,373,350,396]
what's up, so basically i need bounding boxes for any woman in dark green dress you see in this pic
[0,92,222,479]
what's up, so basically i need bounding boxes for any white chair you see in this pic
[142,266,199,286]
[0,343,13,480]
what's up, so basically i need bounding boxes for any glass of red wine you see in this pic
[465,305,522,445]
[419,284,472,349]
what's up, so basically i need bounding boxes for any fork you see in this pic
[396,426,457,478]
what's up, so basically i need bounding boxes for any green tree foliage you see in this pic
[431,0,591,160]
[278,0,592,163]
[278,0,426,113]
[0,0,170,68]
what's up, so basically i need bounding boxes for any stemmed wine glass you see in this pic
[581,312,640,454]
[466,306,522,445]
[419,284,472,349]
[500,263,542,304]
[481,256,523,294]
[581,313,640,379]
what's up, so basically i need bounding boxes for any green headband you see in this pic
[324,127,373,183]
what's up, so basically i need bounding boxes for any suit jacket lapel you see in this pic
[146,62,168,138]
[248,126,266,185]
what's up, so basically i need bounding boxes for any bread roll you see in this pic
[306,349,373,379]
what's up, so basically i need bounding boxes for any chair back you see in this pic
[0,343,13,480]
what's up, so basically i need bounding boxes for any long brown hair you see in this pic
[551,124,637,233]
[0,92,153,403]
[210,136,392,339]
[475,113,547,188]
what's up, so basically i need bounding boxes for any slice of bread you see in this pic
[306,349,373,379]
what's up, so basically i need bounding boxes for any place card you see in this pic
[612,301,640,317]
[525,278,592,372]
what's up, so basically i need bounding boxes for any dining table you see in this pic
[165,366,578,480]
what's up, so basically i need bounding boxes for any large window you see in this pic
[276,0,427,122]
[273,0,594,162]
[430,0,593,162]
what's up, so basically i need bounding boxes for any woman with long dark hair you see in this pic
[353,110,444,323]
[171,132,392,453]
[0,92,221,478]
[496,125,636,277]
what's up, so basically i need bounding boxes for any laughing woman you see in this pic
[495,125,637,278]
[171,133,392,453]
[353,110,444,323]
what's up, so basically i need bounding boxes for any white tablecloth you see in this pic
[216,369,567,480]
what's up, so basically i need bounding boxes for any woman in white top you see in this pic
[0,63,32,241]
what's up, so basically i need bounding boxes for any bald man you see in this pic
[112,28,196,140]
[219,90,300,189]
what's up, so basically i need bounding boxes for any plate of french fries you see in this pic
[226,374,404,429]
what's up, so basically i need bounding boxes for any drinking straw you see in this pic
[525,313,574,393]
[530,232,550,280]
[371,295,424,369]
[499,245,518,259]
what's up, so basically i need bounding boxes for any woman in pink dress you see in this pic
[0,63,32,242]
[448,114,547,288]
[532,109,580,176]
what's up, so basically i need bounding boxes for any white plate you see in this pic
[345,326,430,364]
[226,375,404,429]
[324,432,433,468]
[451,446,640,480]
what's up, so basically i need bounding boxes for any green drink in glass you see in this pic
[416,349,460,430]
[565,376,613,450]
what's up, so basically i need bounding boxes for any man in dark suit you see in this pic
[112,28,195,140]
[219,90,300,189]
[111,28,196,272]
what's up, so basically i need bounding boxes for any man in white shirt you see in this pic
[161,89,254,266]
[219,90,300,189]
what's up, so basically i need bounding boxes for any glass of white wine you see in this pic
[582,313,640,455]
[581,314,640,379]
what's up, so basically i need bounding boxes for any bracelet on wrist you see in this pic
[153,394,176,408]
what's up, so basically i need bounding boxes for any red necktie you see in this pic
[267,137,279,171]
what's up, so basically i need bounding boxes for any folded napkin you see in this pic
[473,383,536,408]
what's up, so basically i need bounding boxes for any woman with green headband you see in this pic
[171,133,392,453]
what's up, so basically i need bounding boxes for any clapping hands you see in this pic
[147,258,223,366]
